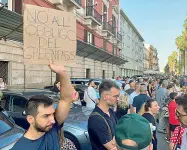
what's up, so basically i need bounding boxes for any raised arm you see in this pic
[48,60,72,125]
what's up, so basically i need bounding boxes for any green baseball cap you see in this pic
[115,114,152,150]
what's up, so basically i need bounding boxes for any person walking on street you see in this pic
[11,60,73,150]
[155,80,168,133]
[132,84,151,113]
[84,79,99,109]
[88,79,120,150]
[125,80,135,95]
[142,99,160,150]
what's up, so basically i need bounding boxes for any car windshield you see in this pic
[0,112,13,135]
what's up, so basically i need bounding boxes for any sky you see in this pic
[120,0,187,71]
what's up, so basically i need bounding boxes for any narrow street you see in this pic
[157,132,170,150]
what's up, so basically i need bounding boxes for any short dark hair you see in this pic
[176,94,187,114]
[169,92,177,100]
[25,95,53,116]
[88,79,94,85]
[145,99,157,112]
[99,79,120,96]
[129,80,134,84]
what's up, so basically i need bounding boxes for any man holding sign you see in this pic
[11,60,73,150]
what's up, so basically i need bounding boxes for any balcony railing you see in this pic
[103,22,113,33]
[117,32,122,41]
[86,6,102,24]
[74,0,81,6]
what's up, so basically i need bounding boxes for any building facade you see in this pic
[0,0,128,88]
[119,10,144,77]
[143,46,149,71]
[144,44,159,71]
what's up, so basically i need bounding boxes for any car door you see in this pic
[7,95,29,130]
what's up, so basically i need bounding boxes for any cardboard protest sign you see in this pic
[24,4,76,66]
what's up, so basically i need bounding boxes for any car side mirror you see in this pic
[22,111,26,116]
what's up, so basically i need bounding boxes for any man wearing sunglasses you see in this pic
[175,94,187,150]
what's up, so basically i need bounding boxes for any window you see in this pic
[112,15,116,36]
[86,69,91,78]
[84,30,94,45]
[113,46,116,55]
[0,61,8,84]
[103,4,107,22]
[87,0,93,5]
[12,0,22,14]
[12,96,27,113]
[0,0,7,7]
[87,31,94,45]
[1,94,11,111]
[103,40,107,50]
[102,70,105,79]
[0,113,12,135]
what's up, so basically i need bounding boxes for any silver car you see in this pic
[1,89,91,150]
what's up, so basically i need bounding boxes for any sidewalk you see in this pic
[157,132,169,150]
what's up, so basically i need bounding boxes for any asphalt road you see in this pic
[157,132,170,150]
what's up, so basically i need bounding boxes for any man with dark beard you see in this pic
[88,79,120,150]
[11,60,73,150]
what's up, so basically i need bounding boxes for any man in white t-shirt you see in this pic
[129,83,140,105]
[84,79,99,109]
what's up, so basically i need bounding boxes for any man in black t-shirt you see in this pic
[88,79,120,150]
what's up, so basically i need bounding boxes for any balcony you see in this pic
[76,30,127,65]
[117,32,122,42]
[49,0,82,10]
[101,22,113,39]
[85,6,102,28]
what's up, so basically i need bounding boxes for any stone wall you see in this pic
[0,40,121,88]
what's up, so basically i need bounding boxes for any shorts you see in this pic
[169,124,179,132]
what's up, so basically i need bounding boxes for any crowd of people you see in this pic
[1,63,187,150]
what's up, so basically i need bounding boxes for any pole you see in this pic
[24,64,26,90]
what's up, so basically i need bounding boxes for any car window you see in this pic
[12,96,27,113]
[0,113,12,135]
[74,81,84,85]
[1,94,11,111]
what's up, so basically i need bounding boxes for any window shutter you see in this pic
[84,30,87,42]
[92,34,95,45]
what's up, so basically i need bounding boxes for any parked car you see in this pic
[71,78,102,87]
[0,107,24,150]
[1,89,91,150]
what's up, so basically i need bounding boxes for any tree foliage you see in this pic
[176,17,187,51]
[166,51,178,75]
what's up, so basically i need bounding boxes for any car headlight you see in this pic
[84,131,89,139]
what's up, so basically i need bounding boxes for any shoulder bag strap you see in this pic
[90,112,112,138]
[86,89,96,104]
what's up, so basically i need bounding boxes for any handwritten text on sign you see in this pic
[24,4,76,66]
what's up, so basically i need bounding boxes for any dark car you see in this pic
[1,89,91,150]
[0,107,24,150]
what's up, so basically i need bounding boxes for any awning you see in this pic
[77,40,128,65]
[0,6,128,65]
[0,7,23,42]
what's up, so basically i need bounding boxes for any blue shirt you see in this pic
[88,106,117,150]
[11,122,62,150]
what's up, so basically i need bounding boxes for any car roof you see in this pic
[1,89,59,99]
